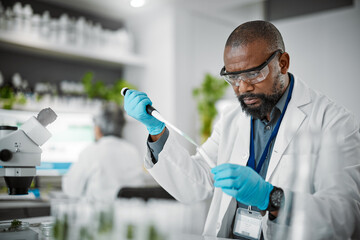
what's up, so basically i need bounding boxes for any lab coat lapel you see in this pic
[266,76,311,181]
[217,112,251,235]
[231,114,251,165]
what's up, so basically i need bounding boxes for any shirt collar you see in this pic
[263,78,291,124]
[275,81,291,115]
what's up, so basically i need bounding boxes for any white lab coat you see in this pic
[63,136,145,201]
[144,76,360,239]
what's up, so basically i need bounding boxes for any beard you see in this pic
[237,74,285,120]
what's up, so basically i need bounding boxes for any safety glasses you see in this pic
[220,49,283,86]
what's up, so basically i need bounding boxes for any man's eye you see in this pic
[246,71,260,79]
[228,75,238,81]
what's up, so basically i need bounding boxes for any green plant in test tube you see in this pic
[0,85,27,109]
[126,224,135,239]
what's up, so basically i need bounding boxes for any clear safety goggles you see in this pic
[220,50,283,86]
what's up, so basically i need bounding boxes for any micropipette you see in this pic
[121,87,215,168]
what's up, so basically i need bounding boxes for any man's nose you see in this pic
[236,80,254,93]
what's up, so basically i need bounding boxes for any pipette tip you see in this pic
[121,87,129,96]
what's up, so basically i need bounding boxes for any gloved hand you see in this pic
[124,89,165,135]
[211,163,273,210]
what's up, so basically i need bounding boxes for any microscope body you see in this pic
[0,109,56,195]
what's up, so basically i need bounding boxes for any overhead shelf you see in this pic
[0,31,145,67]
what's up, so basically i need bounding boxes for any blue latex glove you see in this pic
[124,90,165,135]
[211,163,273,210]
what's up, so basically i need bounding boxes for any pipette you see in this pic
[121,87,215,168]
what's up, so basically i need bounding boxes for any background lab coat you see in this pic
[63,136,145,200]
[144,76,360,240]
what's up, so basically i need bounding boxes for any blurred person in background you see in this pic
[62,103,145,200]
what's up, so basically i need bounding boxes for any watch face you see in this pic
[271,189,283,208]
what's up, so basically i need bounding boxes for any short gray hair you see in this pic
[93,103,125,138]
[225,20,285,52]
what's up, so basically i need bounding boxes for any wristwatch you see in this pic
[267,186,284,212]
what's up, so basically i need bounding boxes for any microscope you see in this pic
[0,108,57,195]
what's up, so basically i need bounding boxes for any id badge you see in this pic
[233,207,262,240]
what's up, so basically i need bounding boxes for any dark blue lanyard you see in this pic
[247,76,294,174]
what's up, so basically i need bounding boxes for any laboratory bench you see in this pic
[0,198,51,221]
[0,190,219,240]
[0,216,233,240]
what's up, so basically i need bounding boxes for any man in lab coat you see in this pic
[123,20,360,239]
[62,103,145,201]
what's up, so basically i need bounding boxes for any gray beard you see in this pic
[237,74,284,120]
[237,92,282,119]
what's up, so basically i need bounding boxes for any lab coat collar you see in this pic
[265,75,311,181]
[97,135,121,144]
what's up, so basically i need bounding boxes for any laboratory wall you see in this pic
[128,4,176,123]
[273,0,360,120]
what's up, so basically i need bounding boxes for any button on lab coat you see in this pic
[63,136,145,200]
[144,76,360,239]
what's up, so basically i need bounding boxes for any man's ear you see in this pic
[279,52,290,74]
